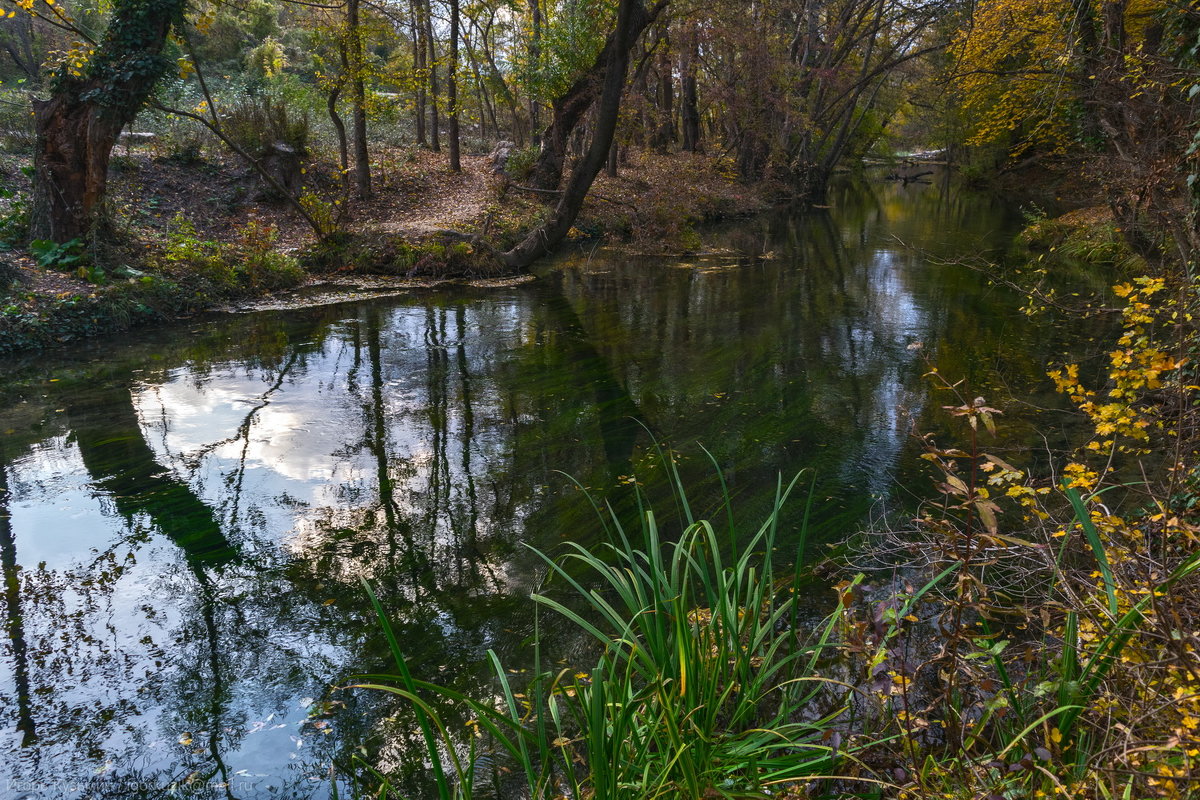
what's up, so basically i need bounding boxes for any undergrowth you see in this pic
[0,215,306,354]
[830,224,1200,797]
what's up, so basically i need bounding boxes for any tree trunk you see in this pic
[501,0,649,268]
[473,58,500,141]
[735,127,769,182]
[348,0,371,197]
[0,456,36,747]
[328,82,349,174]
[527,0,660,191]
[633,41,650,146]
[426,0,441,153]
[680,21,700,152]
[30,98,124,242]
[30,0,182,242]
[527,77,594,190]
[1,15,37,80]
[411,0,427,146]
[528,0,542,144]
[652,27,674,153]
[448,0,461,171]
[69,385,234,564]
[477,11,522,144]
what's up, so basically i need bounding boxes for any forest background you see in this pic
[0,0,1192,284]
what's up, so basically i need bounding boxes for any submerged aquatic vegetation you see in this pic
[353,454,874,799]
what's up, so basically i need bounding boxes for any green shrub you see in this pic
[162,127,207,164]
[139,101,210,163]
[0,276,187,354]
[157,214,237,295]
[245,37,287,80]
[0,189,29,249]
[234,219,306,290]
[29,238,86,270]
[222,91,309,157]
[505,146,539,182]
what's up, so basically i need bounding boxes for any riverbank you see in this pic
[818,204,1200,798]
[0,146,771,354]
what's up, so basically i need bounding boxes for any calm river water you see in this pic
[0,175,1090,798]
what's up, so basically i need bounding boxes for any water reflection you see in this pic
[0,175,1078,798]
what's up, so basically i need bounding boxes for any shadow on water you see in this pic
[0,174,1095,798]
[0,455,35,750]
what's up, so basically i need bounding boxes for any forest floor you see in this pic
[0,144,771,352]
[0,144,769,307]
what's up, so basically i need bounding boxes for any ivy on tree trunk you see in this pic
[30,0,184,243]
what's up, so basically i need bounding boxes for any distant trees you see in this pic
[8,0,957,242]
[954,0,1200,262]
[6,0,1192,267]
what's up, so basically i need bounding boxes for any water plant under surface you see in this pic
[353,454,872,800]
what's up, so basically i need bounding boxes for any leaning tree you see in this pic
[500,0,666,267]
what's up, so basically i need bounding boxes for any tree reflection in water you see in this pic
[0,176,1089,798]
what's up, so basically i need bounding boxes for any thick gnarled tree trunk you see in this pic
[29,0,182,242]
[30,98,125,242]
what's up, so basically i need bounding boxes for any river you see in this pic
[0,174,1090,798]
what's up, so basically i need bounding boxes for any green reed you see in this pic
[355,455,859,799]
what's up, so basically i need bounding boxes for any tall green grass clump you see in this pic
[355,458,863,800]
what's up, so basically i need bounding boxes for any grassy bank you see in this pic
[0,216,306,354]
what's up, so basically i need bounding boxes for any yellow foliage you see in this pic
[954,0,1171,155]
[45,40,94,79]
[1049,276,1180,450]
[954,0,1077,154]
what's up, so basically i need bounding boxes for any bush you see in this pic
[234,219,306,290]
[222,91,309,157]
[155,214,238,298]
[160,122,208,164]
[245,37,287,80]
[504,146,539,182]
[154,214,305,297]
